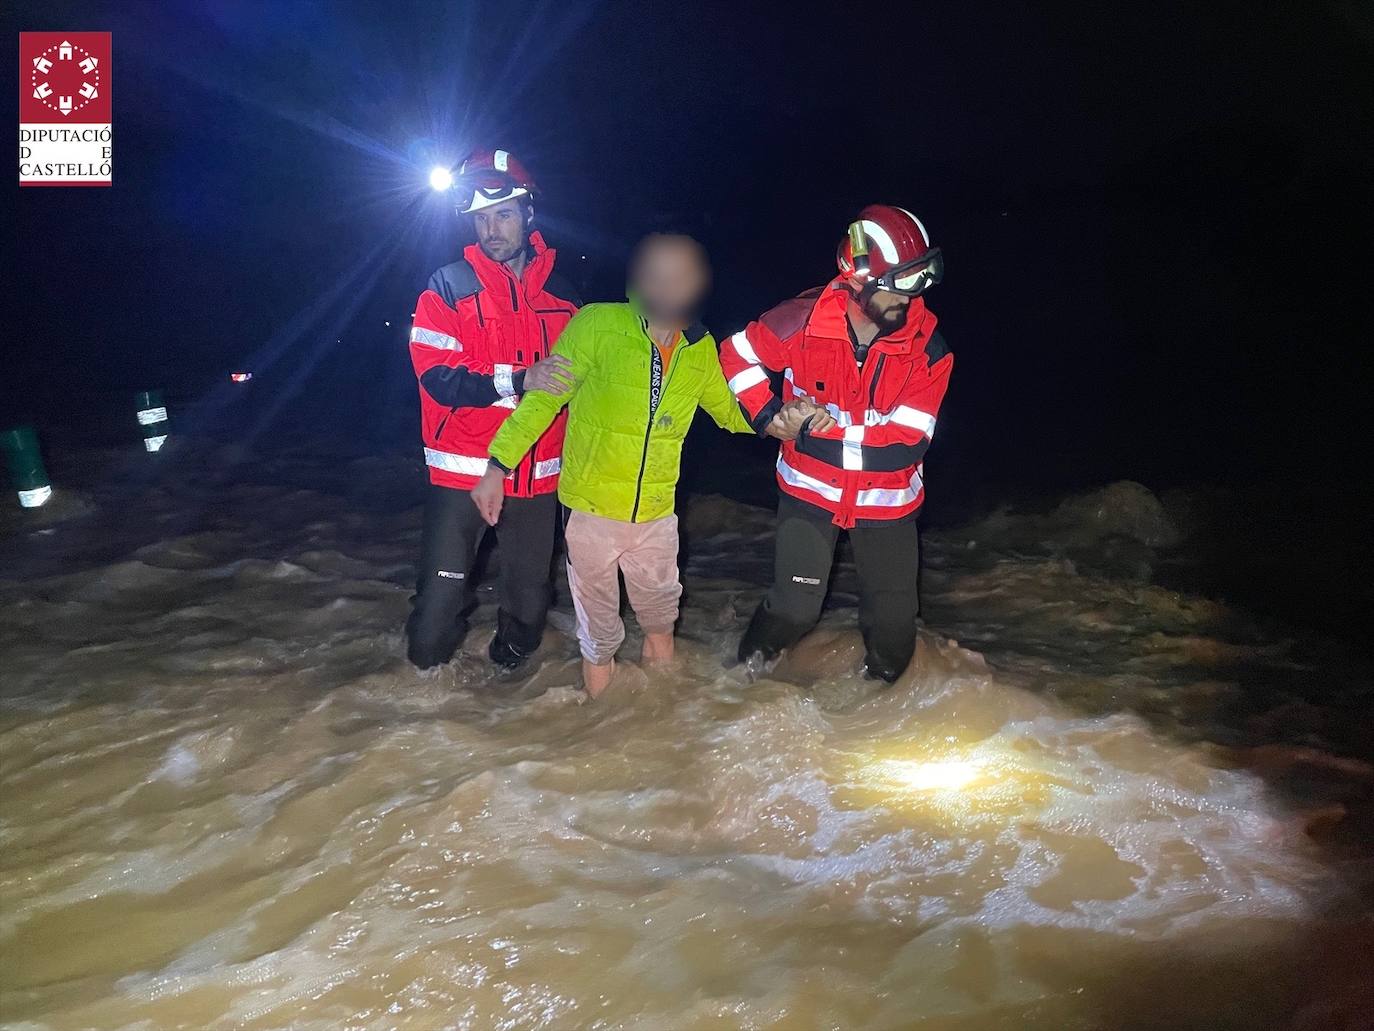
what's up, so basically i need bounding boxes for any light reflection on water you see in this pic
[869,757,987,792]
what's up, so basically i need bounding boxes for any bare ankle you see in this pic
[642,631,675,664]
[582,658,615,698]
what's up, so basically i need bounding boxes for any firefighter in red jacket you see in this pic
[721,205,953,682]
[406,149,581,670]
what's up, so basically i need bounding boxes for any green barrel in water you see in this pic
[135,389,169,453]
[1,425,53,508]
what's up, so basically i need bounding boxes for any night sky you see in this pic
[9,2,1374,565]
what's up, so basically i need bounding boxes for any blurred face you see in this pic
[472,197,530,264]
[630,235,710,326]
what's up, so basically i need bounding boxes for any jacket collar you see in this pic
[807,276,936,356]
[463,230,555,296]
[634,308,709,346]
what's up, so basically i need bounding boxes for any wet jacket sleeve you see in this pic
[409,286,526,409]
[719,321,790,435]
[856,336,952,465]
[699,344,756,434]
[487,306,594,469]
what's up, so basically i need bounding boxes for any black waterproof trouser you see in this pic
[738,492,921,682]
[405,484,557,669]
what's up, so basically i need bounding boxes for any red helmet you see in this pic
[836,204,944,296]
[453,148,538,214]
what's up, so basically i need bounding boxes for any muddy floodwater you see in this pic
[2,447,1372,1030]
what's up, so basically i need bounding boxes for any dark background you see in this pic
[7,1,1373,631]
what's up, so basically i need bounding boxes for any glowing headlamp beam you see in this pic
[429,166,453,192]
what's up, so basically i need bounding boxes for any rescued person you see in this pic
[471,233,822,696]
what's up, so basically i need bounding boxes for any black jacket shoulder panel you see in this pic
[760,293,819,342]
[427,260,482,309]
[542,268,583,308]
[924,329,951,368]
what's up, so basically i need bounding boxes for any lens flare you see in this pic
[429,166,453,192]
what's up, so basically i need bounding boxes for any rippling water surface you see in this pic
[2,449,1371,1029]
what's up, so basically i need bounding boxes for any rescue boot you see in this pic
[861,663,901,685]
[488,610,541,669]
[860,644,914,685]
[406,605,466,670]
[736,603,810,680]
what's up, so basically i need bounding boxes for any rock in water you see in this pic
[773,625,867,682]
[1051,480,1180,549]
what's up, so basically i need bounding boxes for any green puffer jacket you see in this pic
[488,302,754,522]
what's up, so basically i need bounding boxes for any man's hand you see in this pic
[522,354,576,396]
[799,401,838,434]
[470,464,507,526]
[767,400,837,441]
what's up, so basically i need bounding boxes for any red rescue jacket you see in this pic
[721,279,953,528]
[409,232,580,495]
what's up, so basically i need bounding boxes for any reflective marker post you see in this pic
[135,389,169,452]
[1,425,53,508]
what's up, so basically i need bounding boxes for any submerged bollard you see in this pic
[1,425,53,508]
[135,389,169,452]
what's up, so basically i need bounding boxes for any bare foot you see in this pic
[641,631,675,665]
[582,658,615,699]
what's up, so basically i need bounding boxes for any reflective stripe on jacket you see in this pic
[409,231,579,495]
[720,279,952,528]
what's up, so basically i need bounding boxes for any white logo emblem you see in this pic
[30,40,100,117]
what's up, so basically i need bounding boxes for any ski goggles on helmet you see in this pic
[454,171,531,214]
[873,248,944,296]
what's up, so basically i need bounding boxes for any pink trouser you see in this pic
[563,510,682,664]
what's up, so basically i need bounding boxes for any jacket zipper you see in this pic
[629,331,687,521]
[867,353,886,408]
[505,266,530,491]
[435,405,459,440]
[531,318,552,493]
[525,425,536,494]
[629,348,657,522]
